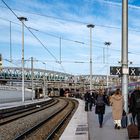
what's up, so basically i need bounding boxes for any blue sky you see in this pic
[0,0,140,75]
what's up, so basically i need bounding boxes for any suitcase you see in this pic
[127,124,139,139]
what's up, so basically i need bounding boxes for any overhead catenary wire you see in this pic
[1,0,67,72]
[2,0,140,70]
[0,16,85,44]
[1,3,140,31]
[1,15,140,55]
[0,5,122,31]
[2,16,140,56]
[28,27,85,44]
[2,3,140,47]
[1,1,140,38]
[0,5,126,30]
[1,0,57,61]
[5,57,140,70]
[1,15,140,62]
[4,58,20,67]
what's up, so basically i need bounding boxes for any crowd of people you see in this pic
[84,87,140,130]
[55,86,140,130]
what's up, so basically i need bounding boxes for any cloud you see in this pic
[1,0,140,75]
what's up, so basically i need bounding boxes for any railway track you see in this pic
[0,97,78,140]
[0,98,57,125]
[46,98,78,140]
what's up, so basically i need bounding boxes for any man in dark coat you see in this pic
[84,91,93,111]
[95,89,107,128]
[129,88,140,130]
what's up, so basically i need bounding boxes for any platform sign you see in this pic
[129,67,140,76]
[110,66,122,75]
[110,66,140,76]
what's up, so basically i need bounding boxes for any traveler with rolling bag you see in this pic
[127,113,139,139]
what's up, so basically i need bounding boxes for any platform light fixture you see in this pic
[87,24,95,94]
[18,16,28,102]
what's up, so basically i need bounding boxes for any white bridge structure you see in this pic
[0,67,139,92]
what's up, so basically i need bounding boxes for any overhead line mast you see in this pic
[121,0,128,113]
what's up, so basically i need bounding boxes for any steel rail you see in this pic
[14,98,69,140]
[0,99,58,125]
[46,99,77,140]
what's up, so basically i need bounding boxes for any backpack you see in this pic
[96,95,105,106]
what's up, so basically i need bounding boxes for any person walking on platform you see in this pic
[129,87,140,130]
[110,88,124,129]
[84,91,90,111]
[84,91,93,111]
[91,91,96,106]
[95,89,106,128]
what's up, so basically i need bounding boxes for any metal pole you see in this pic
[18,17,27,102]
[104,42,111,95]
[22,20,25,102]
[9,21,12,87]
[87,24,95,95]
[43,72,46,98]
[107,45,109,94]
[10,21,12,62]
[121,0,128,113]
[90,27,92,94]
[60,37,61,64]
[31,57,34,100]
[46,74,48,97]
[43,63,46,98]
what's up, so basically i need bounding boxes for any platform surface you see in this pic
[60,98,88,140]
[60,99,140,140]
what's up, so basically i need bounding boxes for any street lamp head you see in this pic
[104,42,111,46]
[87,24,95,28]
[17,16,28,21]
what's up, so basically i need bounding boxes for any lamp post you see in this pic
[10,21,12,62]
[31,57,34,100]
[104,41,111,95]
[42,62,47,98]
[87,24,95,95]
[18,17,28,102]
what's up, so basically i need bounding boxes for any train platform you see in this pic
[60,98,88,140]
[60,98,134,140]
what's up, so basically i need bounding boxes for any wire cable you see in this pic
[1,0,67,70]
[2,0,58,61]
[1,1,140,31]
[1,0,68,73]
[2,0,140,72]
